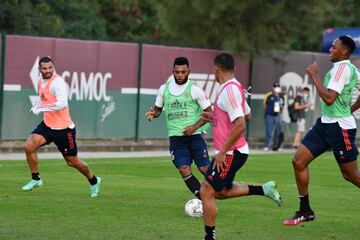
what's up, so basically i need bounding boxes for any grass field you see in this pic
[0,152,359,240]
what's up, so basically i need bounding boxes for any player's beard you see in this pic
[42,71,53,80]
[174,75,189,85]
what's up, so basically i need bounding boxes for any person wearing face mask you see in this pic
[263,82,283,151]
[292,87,311,148]
[146,57,212,200]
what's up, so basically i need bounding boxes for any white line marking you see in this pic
[4,84,22,91]
[250,93,265,100]
[121,88,158,95]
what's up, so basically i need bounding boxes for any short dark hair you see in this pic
[173,57,189,68]
[214,53,234,71]
[302,87,310,92]
[339,35,356,54]
[39,56,54,67]
[273,82,280,87]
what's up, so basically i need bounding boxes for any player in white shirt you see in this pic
[283,35,360,226]
[146,57,212,199]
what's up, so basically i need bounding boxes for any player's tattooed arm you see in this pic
[146,105,163,121]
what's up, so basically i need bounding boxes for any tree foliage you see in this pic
[0,0,360,51]
[154,0,360,52]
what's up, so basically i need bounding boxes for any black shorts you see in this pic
[32,121,78,156]
[302,118,358,164]
[169,134,209,169]
[204,150,248,192]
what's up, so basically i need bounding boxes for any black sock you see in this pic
[31,172,40,180]
[204,226,215,240]
[183,174,201,199]
[299,195,311,212]
[89,175,97,185]
[248,185,264,195]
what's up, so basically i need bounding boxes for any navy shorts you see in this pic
[302,118,358,164]
[32,121,78,156]
[169,134,209,169]
[205,150,248,192]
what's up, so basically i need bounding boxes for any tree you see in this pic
[153,0,360,52]
[99,0,161,41]
[0,0,64,37]
[0,0,107,39]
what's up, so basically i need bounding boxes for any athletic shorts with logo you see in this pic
[169,134,209,169]
[205,150,248,192]
[32,121,78,156]
[302,118,358,163]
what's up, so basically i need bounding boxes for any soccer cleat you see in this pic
[22,179,43,191]
[262,180,282,206]
[90,177,102,198]
[283,210,315,226]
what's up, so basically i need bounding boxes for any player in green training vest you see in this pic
[146,57,212,199]
[283,35,360,226]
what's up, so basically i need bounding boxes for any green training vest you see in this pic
[321,62,358,117]
[163,81,210,137]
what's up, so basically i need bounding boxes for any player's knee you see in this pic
[23,141,35,153]
[215,191,227,200]
[179,165,191,176]
[341,171,360,187]
[64,156,80,167]
[65,159,74,167]
[200,181,213,199]
[292,155,305,171]
[199,166,208,175]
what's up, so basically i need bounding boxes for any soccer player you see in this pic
[200,53,282,240]
[146,57,211,199]
[283,35,360,226]
[22,56,102,198]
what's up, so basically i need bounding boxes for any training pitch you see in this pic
[0,153,359,239]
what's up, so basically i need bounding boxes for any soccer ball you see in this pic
[184,199,203,217]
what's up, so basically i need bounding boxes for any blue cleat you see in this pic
[263,180,282,206]
[22,179,43,191]
[90,177,102,198]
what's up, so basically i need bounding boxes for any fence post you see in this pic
[134,42,143,142]
[0,32,6,139]
[246,53,253,140]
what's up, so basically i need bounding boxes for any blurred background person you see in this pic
[263,82,283,151]
[292,87,311,148]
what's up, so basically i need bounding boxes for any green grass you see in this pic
[0,153,359,240]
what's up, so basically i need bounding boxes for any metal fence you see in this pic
[1,33,360,144]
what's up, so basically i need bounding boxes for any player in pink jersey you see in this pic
[22,57,101,198]
[200,53,282,240]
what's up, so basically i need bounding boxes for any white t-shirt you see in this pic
[34,74,75,129]
[155,79,211,110]
[321,60,359,129]
[216,79,250,154]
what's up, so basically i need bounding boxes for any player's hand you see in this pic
[145,107,155,122]
[30,107,41,115]
[306,62,318,78]
[213,152,227,173]
[201,111,213,122]
[183,125,197,136]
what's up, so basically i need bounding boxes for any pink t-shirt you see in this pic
[213,79,247,152]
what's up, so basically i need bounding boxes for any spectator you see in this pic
[263,82,283,151]
[292,87,311,148]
